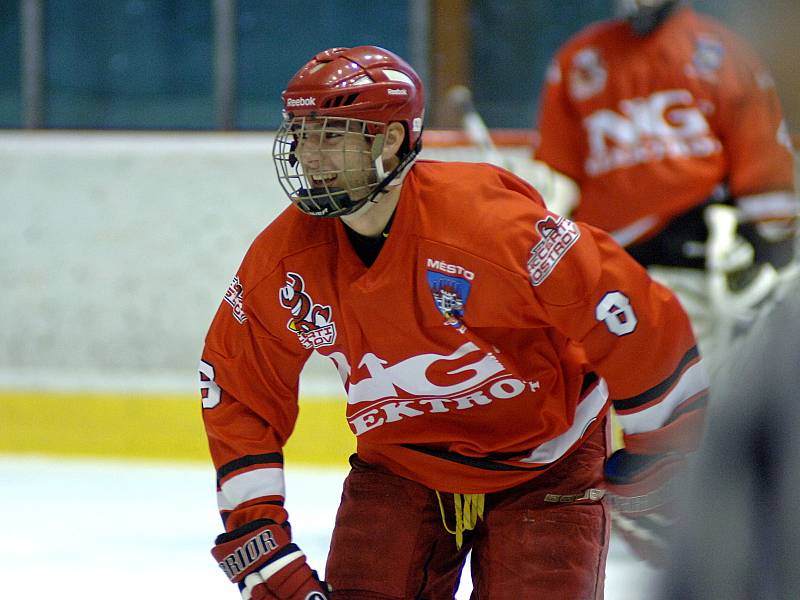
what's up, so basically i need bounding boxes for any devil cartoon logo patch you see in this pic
[279,272,337,349]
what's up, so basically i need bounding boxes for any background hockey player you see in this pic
[532,0,799,367]
[661,275,800,600]
[200,45,707,599]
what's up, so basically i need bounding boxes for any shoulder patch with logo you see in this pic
[224,275,248,324]
[527,216,581,286]
[278,272,337,349]
[568,47,607,101]
[690,34,724,80]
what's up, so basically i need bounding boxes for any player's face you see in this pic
[295,117,377,201]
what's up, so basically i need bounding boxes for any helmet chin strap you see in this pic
[372,133,388,183]
[364,129,423,203]
[339,140,421,222]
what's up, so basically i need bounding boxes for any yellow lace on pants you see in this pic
[435,491,485,549]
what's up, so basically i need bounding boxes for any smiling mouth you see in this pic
[310,174,338,187]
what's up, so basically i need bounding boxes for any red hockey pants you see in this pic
[325,424,610,599]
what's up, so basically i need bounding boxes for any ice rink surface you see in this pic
[0,456,661,599]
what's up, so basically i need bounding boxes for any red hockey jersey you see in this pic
[535,6,796,245]
[200,160,707,532]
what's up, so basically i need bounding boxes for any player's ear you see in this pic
[381,122,407,161]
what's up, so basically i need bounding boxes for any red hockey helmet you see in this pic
[282,46,424,153]
[273,46,425,217]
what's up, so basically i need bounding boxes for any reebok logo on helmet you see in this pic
[286,97,316,107]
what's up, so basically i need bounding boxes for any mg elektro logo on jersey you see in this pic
[323,342,540,436]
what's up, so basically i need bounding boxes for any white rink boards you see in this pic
[0,131,530,392]
[1,130,796,392]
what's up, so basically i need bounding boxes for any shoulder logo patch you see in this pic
[279,272,337,349]
[690,35,724,80]
[568,47,607,101]
[527,216,580,286]
[224,275,248,324]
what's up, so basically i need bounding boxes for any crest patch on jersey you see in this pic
[691,35,724,78]
[279,272,337,349]
[427,270,472,329]
[527,216,581,286]
[568,48,607,101]
[777,120,793,152]
[224,275,248,324]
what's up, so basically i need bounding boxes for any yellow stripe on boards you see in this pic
[0,391,354,466]
[288,396,355,465]
[0,391,207,461]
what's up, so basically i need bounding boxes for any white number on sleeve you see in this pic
[595,291,638,336]
[199,360,222,409]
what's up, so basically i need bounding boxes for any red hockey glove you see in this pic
[603,449,687,568]
[211,519,331,600]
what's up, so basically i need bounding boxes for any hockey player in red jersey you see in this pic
[200,45,708,599]
[533,0,798,363]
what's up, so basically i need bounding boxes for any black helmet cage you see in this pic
[274,115,389,218]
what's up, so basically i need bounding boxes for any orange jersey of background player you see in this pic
[534,5,795,245]
[200,160,706,532]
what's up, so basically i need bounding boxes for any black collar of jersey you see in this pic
[343,211,395,267]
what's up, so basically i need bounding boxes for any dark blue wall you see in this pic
[0,1,771,130]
